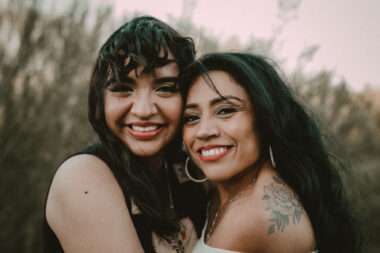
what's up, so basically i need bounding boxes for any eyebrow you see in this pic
[185,95,243,109]
[114,76,178,85]
[155,76,179,84]
[163,59,178,64]
[155,59,178,69]
[120,77,135,84]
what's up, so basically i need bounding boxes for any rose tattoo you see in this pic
[262,176,303,235]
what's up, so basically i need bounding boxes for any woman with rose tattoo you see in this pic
[182,52,359,252]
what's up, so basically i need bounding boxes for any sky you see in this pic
[99,0,380,91]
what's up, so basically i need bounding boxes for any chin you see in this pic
[129,142,167,158]
[203,170,230,182]
[131,149,161,157]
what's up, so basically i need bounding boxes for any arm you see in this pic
[46,154,144,253]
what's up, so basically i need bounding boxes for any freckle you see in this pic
[85,191,88,194]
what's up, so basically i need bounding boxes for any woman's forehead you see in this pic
[125,61,179,79]
[106,50,178,81]
[193,71,244,92]
[187,71,250,103]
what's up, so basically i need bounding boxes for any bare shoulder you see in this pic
[46,154,144,253]
[47,154,118,197]
[239,165,316,252]
[46,154,123,215]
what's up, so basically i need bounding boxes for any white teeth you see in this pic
[201,147,228,157]
[131,125,158,132]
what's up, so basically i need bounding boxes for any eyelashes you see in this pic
[155,84,179,93]
[217,107,238,115]
[108,84,133,92]
[183,106,239,124]
[107,83,179,94]
[183,114,199,124]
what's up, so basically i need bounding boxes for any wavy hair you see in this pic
[182,52,359,252]
[88,16,195,237]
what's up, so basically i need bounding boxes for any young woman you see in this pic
[182,53,359,253]
[44,16,207,253]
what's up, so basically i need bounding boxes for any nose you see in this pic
[195,118,220,140]
[130,92,158,119]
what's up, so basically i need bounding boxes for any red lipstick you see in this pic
[197,145,232,162]
[126,122,164,140]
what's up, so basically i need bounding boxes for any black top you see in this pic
[43,144,207,253]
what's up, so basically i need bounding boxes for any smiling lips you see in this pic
[197,145,232,162]
[127,122,164,139]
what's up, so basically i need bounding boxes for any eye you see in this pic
[183,113,200,124]
[217,107,237,116]
[108,83,133,93]
[155,84,179,93]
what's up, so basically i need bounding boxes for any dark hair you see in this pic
[182,52,359,252]
[88,16,195,237]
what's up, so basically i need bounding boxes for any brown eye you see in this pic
[217,107,237,116]
[155,84,178,93]
[109,84,133,93]
[183,114,200,124]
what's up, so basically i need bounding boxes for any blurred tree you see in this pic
[0,0,112,252]
[290,68,380,253]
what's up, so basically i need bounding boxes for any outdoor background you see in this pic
[0,0,379,252]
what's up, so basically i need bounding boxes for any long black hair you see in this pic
[88,16,195,237]
[182,52,359,252]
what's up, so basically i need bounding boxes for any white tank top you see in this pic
[192,223,240,253]
[192,218,319,253]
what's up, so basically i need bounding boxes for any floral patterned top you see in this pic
[131,200,200,253]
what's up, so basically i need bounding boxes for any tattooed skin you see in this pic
[262,176,303,235]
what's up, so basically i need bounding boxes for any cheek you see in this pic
[161,96,182,124]
[237,126,261,163]
[226,116,260,160]
[182,126,194,148]
[103,100,116,126]
[104,97,124,126]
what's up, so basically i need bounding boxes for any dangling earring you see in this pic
[269,145,276,168]
[185,157,208,183]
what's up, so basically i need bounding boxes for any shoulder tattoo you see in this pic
[262,176,303,235]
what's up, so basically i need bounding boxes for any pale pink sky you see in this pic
[101,0,380,91]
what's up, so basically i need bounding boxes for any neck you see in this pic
[140,152,165,174]
[214,162,263,206]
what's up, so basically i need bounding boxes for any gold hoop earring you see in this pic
[185,157,208,183]
[269,145,276,168]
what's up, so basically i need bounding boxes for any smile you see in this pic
[127,123,164,139]
[131,125,159,132]
[197,145,232,162]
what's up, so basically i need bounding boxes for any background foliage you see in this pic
[0,0,378,252]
